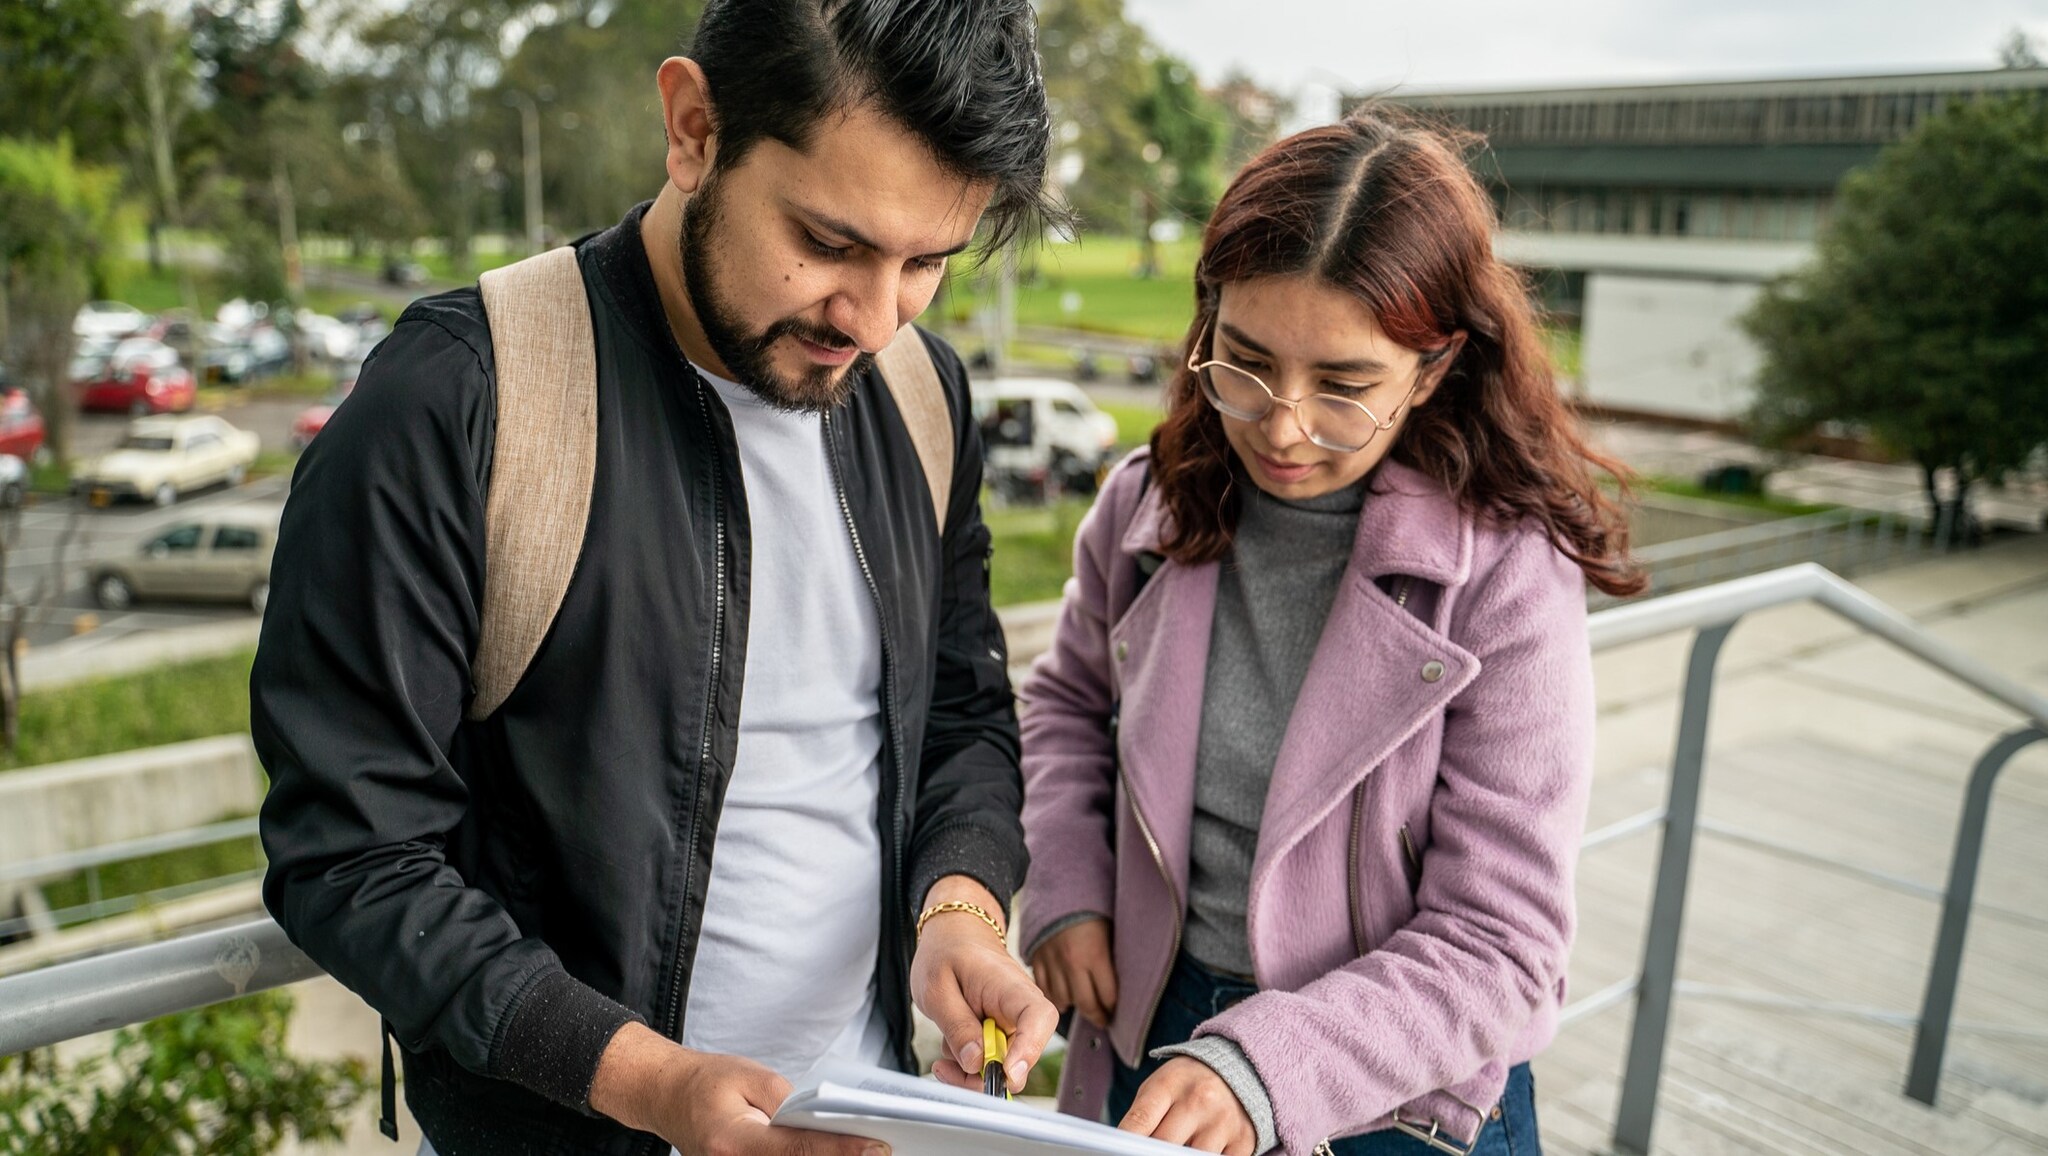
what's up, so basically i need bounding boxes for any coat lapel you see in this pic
[1105,535,1216,907]
[1252,463,1481,898]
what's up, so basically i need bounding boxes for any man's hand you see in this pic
[589,1022,887,1155]
[1118,1057,1257,1156]
[912,875,1059,1093]
[1028,916,1118,1029]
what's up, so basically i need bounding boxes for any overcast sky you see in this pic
[1123,0,2048,121]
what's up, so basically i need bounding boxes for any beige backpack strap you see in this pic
[873,325,955,532]
[468,247,598,721]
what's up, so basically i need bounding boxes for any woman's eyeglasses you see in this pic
[1187,320,1425,455]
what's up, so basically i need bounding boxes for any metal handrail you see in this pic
[0,818,261,885]
[0,563,2039,1156]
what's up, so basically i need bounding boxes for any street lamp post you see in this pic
[504,90,545,254]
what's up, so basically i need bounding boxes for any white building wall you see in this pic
[1581,273,1768,421]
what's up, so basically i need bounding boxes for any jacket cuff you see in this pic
[1023,911,1108,963]
[909,819,1028,917]
[1152,1036,1281,1156]
[488,963,645,1114]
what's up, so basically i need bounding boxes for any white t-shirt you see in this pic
[679,366,892,1081]
[421,368,890,1156]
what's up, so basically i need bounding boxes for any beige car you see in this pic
[91,510,279,613]
[72,415,261,507]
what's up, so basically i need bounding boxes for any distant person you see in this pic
[1018,109,1643,1155]
[252,2,1061,1154]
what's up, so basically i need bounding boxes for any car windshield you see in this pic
[119,434,175,452]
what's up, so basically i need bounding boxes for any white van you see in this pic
[971,378,1120,498]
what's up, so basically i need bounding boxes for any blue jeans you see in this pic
[1108,953,1542,1155]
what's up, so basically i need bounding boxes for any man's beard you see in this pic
[680,174,874,414]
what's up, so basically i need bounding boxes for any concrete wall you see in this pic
[1582,273,1766,421]
[0,736,262,872]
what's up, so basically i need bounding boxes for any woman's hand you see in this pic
[1118,1057,1257,1155]
[1028,916,1118,1029]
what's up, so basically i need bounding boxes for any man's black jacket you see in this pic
[253,204,1026,1156]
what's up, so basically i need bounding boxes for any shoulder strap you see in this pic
[873,325,954,532]
[469,247,598,721]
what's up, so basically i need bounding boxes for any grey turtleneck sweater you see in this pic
[1150,478,1366,1156]
[1185,479,1365,976]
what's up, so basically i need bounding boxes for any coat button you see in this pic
[1421,660,1445,683]
[1115,641,1129,663]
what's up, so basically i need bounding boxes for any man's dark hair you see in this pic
[690,0,1064,254]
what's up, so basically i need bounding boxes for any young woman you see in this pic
[1015,109,1642,1156]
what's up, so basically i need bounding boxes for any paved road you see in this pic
[8,477,289,652]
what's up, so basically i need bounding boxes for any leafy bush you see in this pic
[0,990,367,1155]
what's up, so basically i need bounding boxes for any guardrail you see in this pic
[1590,494,1944,609]
[1,564,2042,1156]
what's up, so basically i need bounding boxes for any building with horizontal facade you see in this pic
[1360,67,2048,421]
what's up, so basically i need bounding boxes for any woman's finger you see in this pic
[1069,968,1108,1029]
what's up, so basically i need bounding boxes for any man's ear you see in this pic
[656,57,717,194]
[1409,330,1468,409]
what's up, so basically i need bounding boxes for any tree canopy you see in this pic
[1743,94,2048,531]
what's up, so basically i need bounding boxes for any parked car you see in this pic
[70,333,120,382]
[89,509,279,613]
[73,300,148,339]
[0,389,45,462]
[290,370,357,451]
[0,455,27,508]
[294,309,363,362]
[77,338,196,414]
[70,415,261,507]
[971,377,1121,499]
[382,259,429,287]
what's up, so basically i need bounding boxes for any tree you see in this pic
[1036,0,1154,237]
[1743,95,2048,544]
[1128,53,1224,276]
[0,0,128,155]
[0,138,123,468]
[1037,0,1224,268]
[1210,69,1295,175]
[1998,27,2043,69]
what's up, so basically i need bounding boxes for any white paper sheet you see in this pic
[773,1060,1196,1156]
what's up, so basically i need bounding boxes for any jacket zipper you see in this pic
[822,412,910,981]
[662,392,728,1043]
[1118,748,1183,1058]
[1347,577,1413,958]
[1346,785,1369,958]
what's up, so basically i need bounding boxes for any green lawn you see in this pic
[1,650,253,772]
[113,263,372,320]
[1638,474,1835,518]
[984,498,1091,607]
[39,826,264,913]
[1098,401,1166,448]
[941,236,1201,343]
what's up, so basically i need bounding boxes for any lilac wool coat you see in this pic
[1016,450,1595,1154]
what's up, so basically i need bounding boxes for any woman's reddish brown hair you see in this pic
[1151,106,1645,597]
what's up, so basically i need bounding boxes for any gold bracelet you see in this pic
[916,900,1007,943]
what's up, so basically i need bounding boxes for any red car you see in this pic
[0,389,44,461]
[78,339,196,415]
[289,368,359,450]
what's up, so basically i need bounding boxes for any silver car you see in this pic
[90,510,279,613]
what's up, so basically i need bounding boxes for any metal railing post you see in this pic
[1905,725,2048,1105]
[1613,621,1737,1156]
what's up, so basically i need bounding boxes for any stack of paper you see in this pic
[775,1060,1197,1156]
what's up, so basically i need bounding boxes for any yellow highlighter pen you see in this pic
[980,1018,1011,1099]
